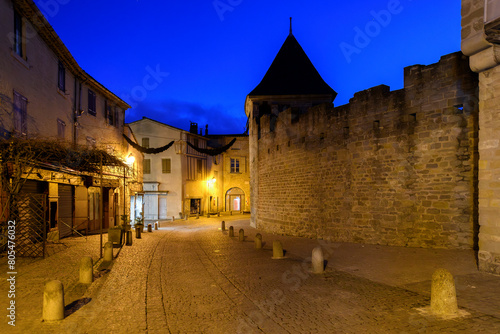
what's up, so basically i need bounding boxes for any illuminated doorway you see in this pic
[225,187,245,212]
[190,198,201,215]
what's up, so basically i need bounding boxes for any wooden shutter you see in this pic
[162,159,171,173]
[144,159,151,174]
[58,184,73,238]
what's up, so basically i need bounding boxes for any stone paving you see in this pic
[1,214,500,333]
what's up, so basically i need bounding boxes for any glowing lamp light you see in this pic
[126,153,135,164]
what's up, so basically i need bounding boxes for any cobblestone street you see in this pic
[1,215,500,333]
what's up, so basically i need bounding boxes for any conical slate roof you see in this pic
[249,33,336,97]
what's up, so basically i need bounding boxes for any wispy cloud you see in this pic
[125,99,247,135]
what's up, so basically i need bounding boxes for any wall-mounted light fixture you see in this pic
[126,153,135,165]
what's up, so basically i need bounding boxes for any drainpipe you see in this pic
[73,76,77,149]
[74,76,88,148]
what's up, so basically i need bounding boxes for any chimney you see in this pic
[189,122,198,134]
[205,124,208,136]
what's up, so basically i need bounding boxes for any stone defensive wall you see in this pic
[256,52,479,249]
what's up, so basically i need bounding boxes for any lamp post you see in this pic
[124,154,135,228]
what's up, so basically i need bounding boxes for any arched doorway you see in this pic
[226,187,245,212]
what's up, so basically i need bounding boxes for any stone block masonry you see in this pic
[461,0,500,274]
[477,66,500,273]
[254,52,479,249]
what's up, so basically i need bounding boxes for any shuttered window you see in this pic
[57,119,66,139]
[142,138,150,148]
[14,10,23,57]
[144,159,151,174]
[58,61,65,91]
[13,91,27,136]
[115,108,120,127]
[187,157,205,180]
[104,101,119,127]
[88,89,96,116]
[197,159,203,178]
[162,159,171,173]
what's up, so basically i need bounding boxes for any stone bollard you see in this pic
[255,233,262,249]
[430,268,458,316]
[148,224,152,232]
[196,213,199,219]
[311,246,324,273]
[239,229,245,242]
[221,221,226,231]
[229,226,234,237]
[103,241,113,262]
[126,230,133,246]
[217,212,220,217]
[42,280,65,322]
[272,240,284,259]
[79,256,93,284]
[155,222,158,230]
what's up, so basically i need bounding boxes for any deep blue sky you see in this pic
[39,0,460,135]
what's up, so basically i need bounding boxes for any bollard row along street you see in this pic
[1,214,500,333]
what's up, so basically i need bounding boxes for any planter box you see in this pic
[108,227,123,246]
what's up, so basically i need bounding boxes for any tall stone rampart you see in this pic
[255,52,479,249]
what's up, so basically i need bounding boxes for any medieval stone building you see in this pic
[246,29,479,250]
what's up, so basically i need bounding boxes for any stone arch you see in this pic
[225,187,246,212]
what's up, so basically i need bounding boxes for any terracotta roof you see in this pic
[249,33,336,98]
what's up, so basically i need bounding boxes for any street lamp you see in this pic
[174,140,186,155]
[126,153,135,164]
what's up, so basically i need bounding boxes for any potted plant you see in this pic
[134,213,144,239]
[120,214,132,232]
